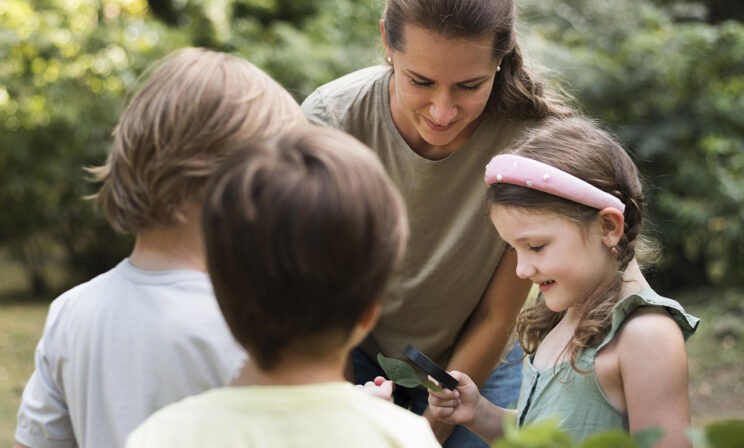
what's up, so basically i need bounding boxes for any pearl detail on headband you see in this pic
[484,154,626,213]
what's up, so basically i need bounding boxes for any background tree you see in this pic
[0,0,186,291]
[521,0,744,289]
[0,0,742,295]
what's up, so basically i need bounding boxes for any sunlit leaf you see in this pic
[704,419,744,448]
[579,430,636,448]
[376,353,422,389]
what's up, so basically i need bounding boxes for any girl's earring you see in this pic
[386,56,392,65]
[610,246,619,257]
[496,65,501,72]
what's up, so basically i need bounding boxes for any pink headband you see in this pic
[484,154,625,213]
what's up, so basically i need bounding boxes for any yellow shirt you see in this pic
[127,382,440,447]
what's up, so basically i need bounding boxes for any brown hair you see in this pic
[202,126,409,370]
[487,116,651,372]
[88,47,306,234]
[382,0,573,118]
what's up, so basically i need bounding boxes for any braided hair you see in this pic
[487,116,653,372]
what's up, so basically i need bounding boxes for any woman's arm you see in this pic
[424,249,531,441]
[619,308,692,448]
[447,249,531,386]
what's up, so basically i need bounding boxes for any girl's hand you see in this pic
[427,371,481,426]
[356,376,394,402]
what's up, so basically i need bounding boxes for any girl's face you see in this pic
[490,205,619,316]
[383,23,498,158]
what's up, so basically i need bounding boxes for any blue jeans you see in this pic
[352,344,524,447]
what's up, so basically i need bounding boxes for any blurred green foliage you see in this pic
[490,416,744,447]
[521,0,744,288]
[0,0,742,293]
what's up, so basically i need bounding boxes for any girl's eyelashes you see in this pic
[528,244,544,252]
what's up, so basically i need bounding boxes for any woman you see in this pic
[301,1,573,446]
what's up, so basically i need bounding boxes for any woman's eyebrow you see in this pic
[404,68,490,84]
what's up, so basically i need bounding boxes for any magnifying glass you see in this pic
[403,344,459,390]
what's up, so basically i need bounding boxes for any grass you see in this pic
[681,288,744,425]
[0,289,742,445]
[0,300,49,445]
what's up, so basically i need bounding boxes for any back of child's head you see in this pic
[90,47,306,234]
[202,126,409,370]
[486,116,650,369]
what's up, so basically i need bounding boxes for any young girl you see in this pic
[427,116,699,447]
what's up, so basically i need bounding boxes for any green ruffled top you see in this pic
[516,288,699,442]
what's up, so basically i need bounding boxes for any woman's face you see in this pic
[383,23,499,159]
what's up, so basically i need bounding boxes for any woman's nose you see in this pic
[429,92,457,125]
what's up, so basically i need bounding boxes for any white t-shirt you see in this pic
[127,382,441,447]
[15,259,246,448]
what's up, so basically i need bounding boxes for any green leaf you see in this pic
[493,417,573,448]
[421,378,442,392]
[579,430,636,448]
[632,427,663,448]
[686,427,707,448]
[376,353,423,388]
[704,419,744,448]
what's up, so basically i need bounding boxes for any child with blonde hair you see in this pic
[15,47,305,448]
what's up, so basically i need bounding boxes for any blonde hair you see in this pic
[88,47,306,234]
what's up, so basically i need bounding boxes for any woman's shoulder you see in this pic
[301,66,390,128]
[305,66,389,102]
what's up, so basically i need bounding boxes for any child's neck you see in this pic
[535,258,651,369]
[129,203,205,272]
[232,354,348,387]
[562,257,650,324]
[618,258,650,297]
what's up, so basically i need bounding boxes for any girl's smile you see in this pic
[490,205,618,317]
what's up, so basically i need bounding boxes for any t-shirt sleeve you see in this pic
[15,312,76,448]
[300,89,335,127]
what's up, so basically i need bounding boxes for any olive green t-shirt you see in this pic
[301,66,532,366]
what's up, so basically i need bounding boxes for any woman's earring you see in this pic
[386,56,392,65]
[610,246,619,257]
[496,65,501,72]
